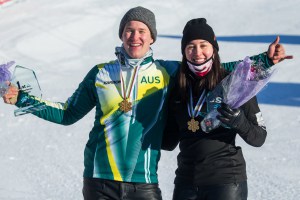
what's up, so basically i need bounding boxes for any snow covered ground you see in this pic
[0,0,299,199]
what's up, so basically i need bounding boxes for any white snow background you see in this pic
[0,0,299,199]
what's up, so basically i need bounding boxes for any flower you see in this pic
[201,57,275,133]
[0,61,14,82]
[0,61,15,97]
[223,57,274,109]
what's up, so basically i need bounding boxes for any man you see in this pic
[3,6,292,200]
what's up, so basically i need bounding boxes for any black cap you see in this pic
[181,18,219,54]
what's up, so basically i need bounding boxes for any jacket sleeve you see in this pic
[221,52,274,72]
[15,66,98,125]
[238,96,267,147]
[161,92,180,151]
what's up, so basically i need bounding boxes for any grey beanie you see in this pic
[119,6,157,42]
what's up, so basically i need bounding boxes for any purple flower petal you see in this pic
[0,61,14,82]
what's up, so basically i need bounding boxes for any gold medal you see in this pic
[119,99,132,113]
[187,118,200,133]
[187,88,206,133]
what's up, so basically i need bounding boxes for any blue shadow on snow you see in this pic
[158,34,300,45]
[258,82,300,107]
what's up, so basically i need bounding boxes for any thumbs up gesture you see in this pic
[268,36,293,64]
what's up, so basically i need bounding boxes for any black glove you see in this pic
[217,103,250,133]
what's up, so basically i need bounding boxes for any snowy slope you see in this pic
[0,0,299,199]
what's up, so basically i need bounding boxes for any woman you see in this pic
[162,18,269,200]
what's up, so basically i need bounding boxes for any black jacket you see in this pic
[162,92,267,186]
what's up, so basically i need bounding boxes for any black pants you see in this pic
[83,178,162,200]
[172,181,248,200]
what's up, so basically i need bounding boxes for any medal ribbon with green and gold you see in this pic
[187,88,206,132]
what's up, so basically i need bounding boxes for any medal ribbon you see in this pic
[187,88,206,119]
[120,65,140,101]
[115,46,153,104]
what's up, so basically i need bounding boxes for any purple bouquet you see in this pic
[0,61,15,97]
[201,56,276,133]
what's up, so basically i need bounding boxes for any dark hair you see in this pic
[177,48,226,102]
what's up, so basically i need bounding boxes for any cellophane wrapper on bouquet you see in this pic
[201,56,276,133]
[0,61,15,97]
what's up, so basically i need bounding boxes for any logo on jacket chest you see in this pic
[103,80,121,85]
[140,76,161,84]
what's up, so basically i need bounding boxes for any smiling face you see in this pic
[121,21,154,59]
[184,39,214,64]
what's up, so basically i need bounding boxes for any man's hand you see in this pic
[268,36,293,64]
[2,81,19,105]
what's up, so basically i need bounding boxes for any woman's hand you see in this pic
[217,103,247,132]
[268,36,293,64]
